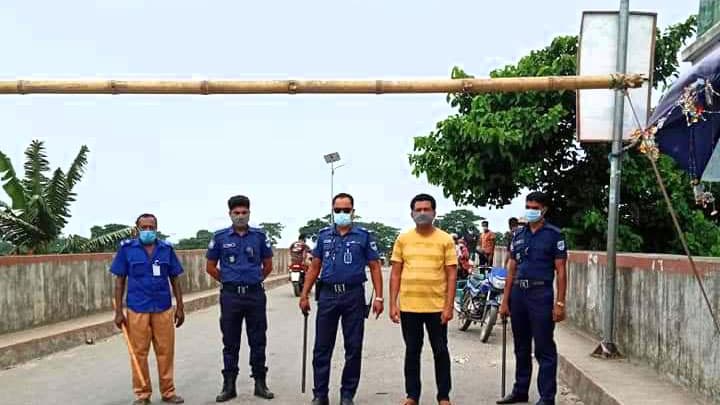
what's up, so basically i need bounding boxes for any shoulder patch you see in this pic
[208,239,215,250]
[557,240,566,251]
[370,241,378,251]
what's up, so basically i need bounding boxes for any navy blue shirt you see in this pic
[110,239,184,313]
[206,227,273,285]
[510,223,567,281]
[312,226,380,285]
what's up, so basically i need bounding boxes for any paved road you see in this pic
[0,283,583,405]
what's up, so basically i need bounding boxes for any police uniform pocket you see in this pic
[129,261,147,277]
[157,260,171,277]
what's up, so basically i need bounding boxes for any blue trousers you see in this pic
[219,289,268,378]
[312,286,365,400]
[510,285,557,402]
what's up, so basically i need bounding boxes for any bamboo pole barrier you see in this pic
[0,74,643,95]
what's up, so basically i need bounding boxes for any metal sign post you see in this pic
[595,0,630,359]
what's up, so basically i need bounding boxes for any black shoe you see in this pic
[535,401,554,405]
[497,393,529,404]
[132,400,151,405]
[215,371,238,402]
[254,377,275,400]
[311,399,329,405]
[340,398,354,405]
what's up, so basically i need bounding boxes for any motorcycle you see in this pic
[455,266,507,342]
[288,264,306,297]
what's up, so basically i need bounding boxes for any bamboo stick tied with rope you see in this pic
[0,74,644,95]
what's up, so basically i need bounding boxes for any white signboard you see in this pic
[577,11,656,142]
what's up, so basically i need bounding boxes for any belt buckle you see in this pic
[334,284,346,294]
[238,286,248,294]
[519,280,529,289]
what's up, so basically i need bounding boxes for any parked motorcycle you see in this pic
[288,264,306,297]
[455,266,507,342]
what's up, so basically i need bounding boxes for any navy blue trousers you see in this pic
[510,285,557,402]
[220,289,268,378]
[312,286,365,400]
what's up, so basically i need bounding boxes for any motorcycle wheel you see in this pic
[480,306,499,343]
[458,294,473,331]
[292,282,302,297]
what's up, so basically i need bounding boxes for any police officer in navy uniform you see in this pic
[299,193,384,405]
[498,192,567,405]
[206,195,275,402]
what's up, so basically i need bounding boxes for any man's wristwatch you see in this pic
[374,297,384,302]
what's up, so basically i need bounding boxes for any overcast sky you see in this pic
[0,0,697,246]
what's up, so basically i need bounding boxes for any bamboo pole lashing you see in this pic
[0,74,644,95]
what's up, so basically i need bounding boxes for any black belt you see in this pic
[513,279,552,289]
[319,282,363,294]
[221,282,264,294]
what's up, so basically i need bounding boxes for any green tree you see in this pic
[298,215,332,242]
[409,16,719,256]
[258,222,284,246]
[433,209,484,236]
[354,221,400,255]
[175,229,213,250]
[0,239,14,255]
[0,140,92,254]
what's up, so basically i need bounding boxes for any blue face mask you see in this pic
[139,230,157,245]
[525,209,543,223]
[334,213,352,226]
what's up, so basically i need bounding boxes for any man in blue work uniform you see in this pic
[206,195,275,402]
[498,192,567,405]
[110,213,185,405]
[299,193,384,405]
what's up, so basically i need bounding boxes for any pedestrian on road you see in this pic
[389,193,458,405]
[206,195,275,402]
[504,217,520,269]
[298,192,384,405]
[497,192,568,405]
[478,220,496,266]
[110,213,186,405]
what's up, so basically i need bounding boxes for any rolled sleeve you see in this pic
[168,248,184,277]
[206,235,221,260]
[444,239,458,266]
[109,246,128,277]
[390,237,403,263]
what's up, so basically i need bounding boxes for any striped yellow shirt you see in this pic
[391,228,457,313]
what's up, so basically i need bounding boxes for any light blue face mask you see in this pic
[139,230,157,245]
[525,209,543,223]
[334,213,352,226]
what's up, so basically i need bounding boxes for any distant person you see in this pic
[478,220,496,266]
[504,217,520,268]
[390,193,457,405]
[290,233,311,268]
[110,213,185,405]
[498,192,567,405]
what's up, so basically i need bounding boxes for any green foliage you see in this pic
[410,16,720,256]
[258,222,284,246]
[298,215,332,242]
[0,141,90,254]
[433,209,484,236]
[353,221,400,255]
[0,239,14,255]
[175,230,213,250]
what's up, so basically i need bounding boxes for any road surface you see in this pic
[0,282,584,404]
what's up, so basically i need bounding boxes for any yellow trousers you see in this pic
[126,308,176,400]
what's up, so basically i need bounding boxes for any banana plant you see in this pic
[0,140,91,254]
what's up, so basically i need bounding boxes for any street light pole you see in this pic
[324,152,343,224]
[596,0,629,359]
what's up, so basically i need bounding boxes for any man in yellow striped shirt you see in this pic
[389,193,458,405]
